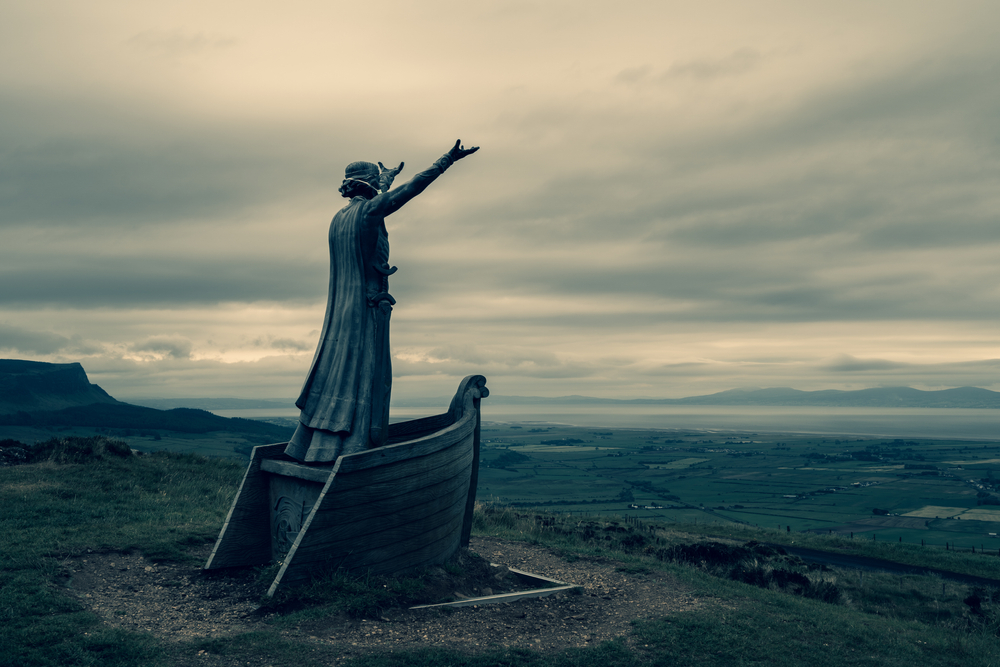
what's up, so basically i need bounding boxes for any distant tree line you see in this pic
[484,450,530,469]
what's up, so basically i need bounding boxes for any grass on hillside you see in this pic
[636,518,1000,582]
[3,437,1000,667]
[0,436,244,667]
[474,503,1000,579]
[475,505,1000,635]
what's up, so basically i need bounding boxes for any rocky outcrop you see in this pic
[0,360,120,414]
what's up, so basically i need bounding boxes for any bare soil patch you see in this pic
[62,548,266,639]
[62,537,700,658]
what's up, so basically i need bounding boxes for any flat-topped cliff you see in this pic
[0,359,120,414]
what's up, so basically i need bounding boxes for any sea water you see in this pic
[211,405,1000,441]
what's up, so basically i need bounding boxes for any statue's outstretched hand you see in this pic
[378,161,404,193]
[447,140,479,162]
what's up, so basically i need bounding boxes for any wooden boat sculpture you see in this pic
[204,375,488,597]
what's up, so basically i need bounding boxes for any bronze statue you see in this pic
[285,140,479,463]
[206,141,488,585]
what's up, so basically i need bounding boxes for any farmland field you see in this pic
[477,421,1000,551]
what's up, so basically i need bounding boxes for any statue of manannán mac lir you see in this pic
[285,140,479,464]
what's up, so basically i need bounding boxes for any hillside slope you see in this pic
[3,445,998,667]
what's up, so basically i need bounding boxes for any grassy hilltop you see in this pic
[3,436,1000,667]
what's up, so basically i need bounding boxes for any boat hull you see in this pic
[204,375,487,596]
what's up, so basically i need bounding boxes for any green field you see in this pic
[479,422,1000,551]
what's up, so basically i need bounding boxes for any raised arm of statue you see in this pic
[445,139,480,162]
[369,140,479,218]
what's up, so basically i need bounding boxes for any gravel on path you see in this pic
[64,536,700,657]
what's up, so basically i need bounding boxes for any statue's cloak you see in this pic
[286,198,387,462]
[285,159,449,464]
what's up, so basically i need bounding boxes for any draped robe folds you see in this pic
[285,159,450,463]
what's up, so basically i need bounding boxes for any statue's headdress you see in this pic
[344,161,380,192]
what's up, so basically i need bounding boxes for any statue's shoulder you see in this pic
[333,198,365,217]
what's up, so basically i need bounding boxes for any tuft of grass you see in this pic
[28,435,133,464]
[338,642,644,667]
[633,600,940,667]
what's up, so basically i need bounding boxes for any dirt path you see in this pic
[63,536,700,656]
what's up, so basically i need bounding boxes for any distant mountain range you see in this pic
[485,386,1000,409]
[6,357,996,425]
[131,386,1000,411]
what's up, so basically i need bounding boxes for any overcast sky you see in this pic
[2,1,999,402]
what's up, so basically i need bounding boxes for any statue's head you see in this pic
[339,161,380,199]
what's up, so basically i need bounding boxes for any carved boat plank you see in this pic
[274,511,464,589]
[312,451,472,515]
[461,405,482,546]
[336,416,474,473]
[322,440,472,499]
[272,489,466,567]
[386,413,453,443]
[204,443,286,569]
[359,525,463,575]
[260,458,333,483]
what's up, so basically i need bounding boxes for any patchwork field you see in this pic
[649,458,711,469]
[957,509,1000,522]
[903,506,971,518]
[477,421,1000,551]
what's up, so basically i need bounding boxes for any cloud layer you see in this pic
[2,1,999,401]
